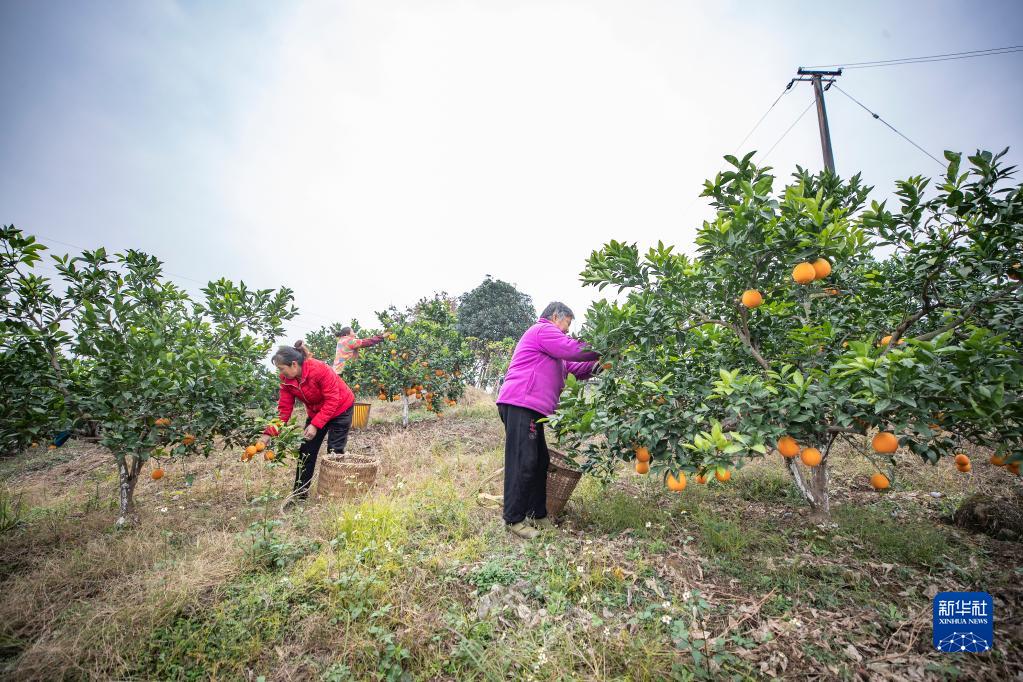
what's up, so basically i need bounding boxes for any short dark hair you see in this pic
[272,346,305,367]
[541,302,574,320]
[336,326,353,337]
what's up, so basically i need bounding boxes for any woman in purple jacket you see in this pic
[496,302,600,539]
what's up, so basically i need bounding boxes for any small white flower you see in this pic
[576,565,585,574]
[396,481,405,490]
[603,627,611,637]
[159,507,168,513]
[580,595,589,604]
[537,651,547,664]
[384,541,393,552]
[662,601,671,609]
[645,521,652,528]
[682,590,692,601]
[229,516,237,520]
[661,614,672,624]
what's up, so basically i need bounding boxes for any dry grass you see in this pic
[1,388,1020,680]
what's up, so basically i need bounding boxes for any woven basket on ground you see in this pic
[351,402,371,429]
[317,453,379,500]
[546,449,582,518]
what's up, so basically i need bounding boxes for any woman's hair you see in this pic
[541,301,574,320]
[294,339,313,358]
[272,345,305,367]
[336,326,353,337]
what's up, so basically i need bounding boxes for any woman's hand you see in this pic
[303,424,318,440]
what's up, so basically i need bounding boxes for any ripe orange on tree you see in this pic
[666,472,686,491]
[792,262,817,284]
[182,434,196,446]
[741,289,763,308]
[777,436,799,458]
[800,447,822,467]
[151,468,165,480]
[634,446,651,463]
[872,432,899,454]
[953,453,970,467]
[870,473,890,490]
[244,445,257,458]
[694,473,709,484]
[812,258,832,279]
[264,450,276,461]
[635,460,649,475]
[990,453,1007,466]
[714,468,731,483]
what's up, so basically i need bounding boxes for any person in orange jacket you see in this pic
[333,326,386,375]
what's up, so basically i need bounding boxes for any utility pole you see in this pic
[793,68,842,174]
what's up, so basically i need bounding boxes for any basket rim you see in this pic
[323,453,379,465]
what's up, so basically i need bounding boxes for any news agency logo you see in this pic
[933,592,993,653]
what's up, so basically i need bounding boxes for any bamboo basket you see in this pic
[317,453,379,500]
[546,449,583,518]
[351,403,371,429]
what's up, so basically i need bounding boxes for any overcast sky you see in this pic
[2,0,1021,341]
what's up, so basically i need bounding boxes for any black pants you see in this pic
[294,406,354,497]
[498,404,549,524]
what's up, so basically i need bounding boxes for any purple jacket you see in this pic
[497,318,600,416]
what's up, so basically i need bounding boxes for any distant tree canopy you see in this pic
[457,277,535,343]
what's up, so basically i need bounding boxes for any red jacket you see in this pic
[266,357,355,434]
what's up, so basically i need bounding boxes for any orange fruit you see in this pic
[353,384,360,391]
[741,289,763,308]
[1008,462,1020,475]
[953,453,970,466]
[666,472,686,492]
[694,473,709,484]
[777,436,799,458]
[254,441,265,452]
[812,258,832,280]
[800,447,822,467]
[635,446,651,463]
[956,462,972,473]
[872,432,899,454]
[151,468,165,480]
[264,450,276,461]
[155,417,170,427]
[245,445,257,457]
[635,460,650,475]
[714,468,731,483]
[47,444,57,450]
[870,473,890,490]
[990,454,1007,467]
[880,335,893,346]
[435,369,445,377]
[792,262,816,284]
[182,434,196,446]
[824,287,840,296]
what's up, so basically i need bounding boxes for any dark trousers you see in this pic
[498,404,549,524]
[294,406,354,497]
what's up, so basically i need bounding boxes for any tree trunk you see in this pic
[401,394,410,427]
[116,455,143,526]
[783,438,833,521]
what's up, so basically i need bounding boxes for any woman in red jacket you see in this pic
[261,345,356,499]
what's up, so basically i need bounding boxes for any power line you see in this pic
[731,81,795,154]
[762,97,816,162]
[831,84,945,168]
[805,45,1023,70]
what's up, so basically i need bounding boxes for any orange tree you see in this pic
[0,226,296,524]
[547,150,1022,519]
[345,295,471,426]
